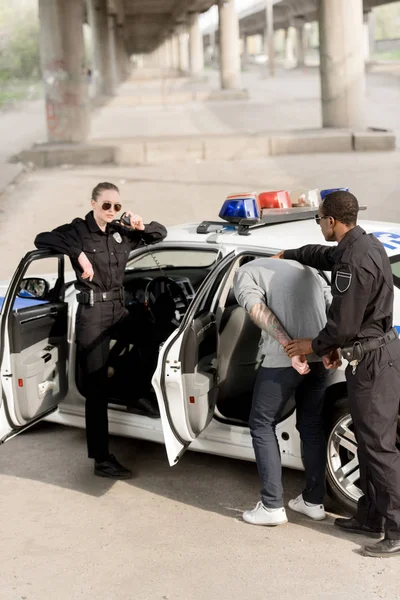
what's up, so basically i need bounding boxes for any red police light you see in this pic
[258,190,292,209]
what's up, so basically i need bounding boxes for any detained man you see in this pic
[234,257,339,526]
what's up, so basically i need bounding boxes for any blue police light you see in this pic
[320,187,349,200]
[219,194,260,224]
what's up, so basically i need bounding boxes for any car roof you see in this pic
[166,218,400,257]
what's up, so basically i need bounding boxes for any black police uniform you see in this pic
[284,225,400,540]
[35,211,167,461]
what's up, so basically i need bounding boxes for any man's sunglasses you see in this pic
[314,215,331,225]
[101,202,122,212]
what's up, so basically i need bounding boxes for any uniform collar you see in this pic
[85,211,118,235]
[336,225,365,251]
[86,211,102,233]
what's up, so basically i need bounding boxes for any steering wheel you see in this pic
[144,276,189,325]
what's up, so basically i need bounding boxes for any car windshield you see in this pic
[126,248,219,270]
[390,255,400,289]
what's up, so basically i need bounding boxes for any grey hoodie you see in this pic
[233,258,331,368]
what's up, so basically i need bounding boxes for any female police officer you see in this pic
[35,182,167,479]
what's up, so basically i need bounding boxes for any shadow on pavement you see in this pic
[0,420,361,548]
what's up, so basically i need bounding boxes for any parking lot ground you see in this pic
[1,152,400,280]
[1,421,399,600]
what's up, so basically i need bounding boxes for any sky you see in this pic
[200,0,261,29]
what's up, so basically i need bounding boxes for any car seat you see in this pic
[217,289,263,422]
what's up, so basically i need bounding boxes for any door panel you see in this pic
[180,312,218,436]
[9,303,68,421]
[153,251,235,466]
[0,250,68,443]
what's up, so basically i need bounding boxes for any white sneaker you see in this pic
[243,501,288,526]
[288,494,326,521]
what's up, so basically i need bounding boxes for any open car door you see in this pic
[0,250,69,444]
[152,252,235,465]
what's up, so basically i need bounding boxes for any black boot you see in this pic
[364,538,400,558]
[94,454,132,479]
[334,517,383,538]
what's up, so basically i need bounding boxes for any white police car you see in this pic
[1,189,400,511]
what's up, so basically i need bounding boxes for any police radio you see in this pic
[120,212,131,227]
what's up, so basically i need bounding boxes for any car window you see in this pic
[390,255,400,288]
[126,248,219,270]
[0,257,58,314]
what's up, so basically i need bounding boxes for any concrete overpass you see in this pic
[37,0,397,148]
[38,0,217,143]
[236,0,397,36]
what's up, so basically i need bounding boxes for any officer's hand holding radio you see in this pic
[121,211,145,231]
[78,251,94,281]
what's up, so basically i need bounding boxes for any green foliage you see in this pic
[0,0,40,81]
[374,2,400,41]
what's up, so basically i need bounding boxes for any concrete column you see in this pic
[178,27,189,73]
[159,40,168,69]
[218,0,241,89]
[264,0,275,77]
[188,12,204,77]
[87,0,113,96]
[363,11,375,62]
[39,0,89,143]
[210,29,217,63]
[108,14,118,91]
[172,35,180,71]
[368,11,376,57]
[116,24,128,81]
[294,19,305,67]
[284,27,295,66]
[319,0,365,129]
[242,36,248,62]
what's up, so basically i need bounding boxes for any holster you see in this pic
[341,328,398,363]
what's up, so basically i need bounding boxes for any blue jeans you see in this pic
[249,363,328,508]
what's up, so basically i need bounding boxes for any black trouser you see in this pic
[249,363,328,508]
[346,338,400,540]
[76,300,156,461]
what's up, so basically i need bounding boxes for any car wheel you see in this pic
[326,402,361,512]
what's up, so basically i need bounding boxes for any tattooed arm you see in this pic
[249,302,291,348]
[233,265,310,374]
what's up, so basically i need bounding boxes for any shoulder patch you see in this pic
[335,271,352,293]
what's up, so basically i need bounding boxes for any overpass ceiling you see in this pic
[122,0,215,53]
[238,0,399,35]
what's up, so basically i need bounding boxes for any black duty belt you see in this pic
[77,288,124,306]
[342,327,398,367]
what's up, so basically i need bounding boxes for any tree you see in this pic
[0,0,40,81]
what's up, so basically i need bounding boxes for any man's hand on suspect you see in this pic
[270,251,285,259]
[291,355,311,375]
[322,349,342,370]
[78,251,94,281]
[285,338,313,358]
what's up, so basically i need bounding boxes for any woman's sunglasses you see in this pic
[101,202,122,212]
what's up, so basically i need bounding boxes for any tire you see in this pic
[325,399,361,512]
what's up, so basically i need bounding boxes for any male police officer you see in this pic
[275,190,400,557]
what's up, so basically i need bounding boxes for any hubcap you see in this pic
[328,414,400,504]
[327,415,361,504]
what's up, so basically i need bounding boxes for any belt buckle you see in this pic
[102,292,107,301]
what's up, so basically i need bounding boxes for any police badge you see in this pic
[113,232,122,244]
[335,270,352,293]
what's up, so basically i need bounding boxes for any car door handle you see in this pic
[49,307,58,317]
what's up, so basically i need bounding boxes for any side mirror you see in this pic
[18,278,50,301]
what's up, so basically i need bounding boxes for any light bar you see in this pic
[258,190,292,209]
[320,187,349,200]
[219,193,260,224]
